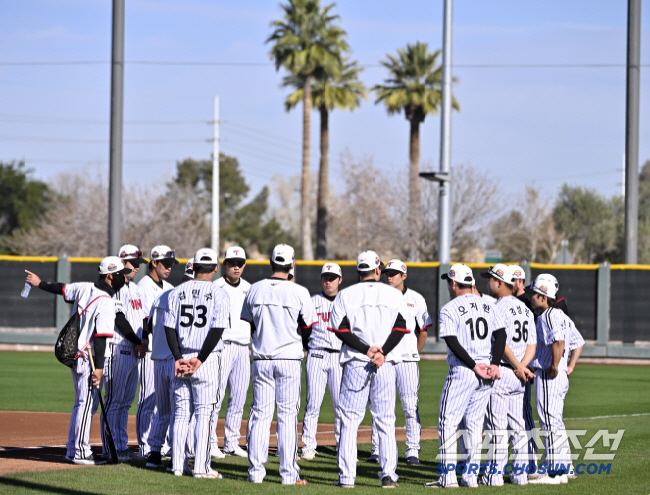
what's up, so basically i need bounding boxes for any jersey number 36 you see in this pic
[180,304,208,328]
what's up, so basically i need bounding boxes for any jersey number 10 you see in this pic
[465,317,488,340]
[180,304,208,328]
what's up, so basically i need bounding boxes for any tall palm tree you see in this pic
[284,60,365,259]
[373,41,459,261]
[267,0,347,260]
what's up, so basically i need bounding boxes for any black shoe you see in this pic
[367,453,379,463]
[406,456,420,466]
[146,451,163,469]
[382,477,398,489]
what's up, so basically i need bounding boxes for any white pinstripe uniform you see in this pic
[100,281,146,457]
[371,287,431,459]
[241,273,316,484]
[302,292,342,453]
[211,275,252,453]
[482,295,536,486]
[330,280,413,486]
[138,274,174,456]
[65,282,118,460]
[530,305,571,475]
[437,293,505,488]
[165,279,230,475]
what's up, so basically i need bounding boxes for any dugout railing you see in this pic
[1,256,648,359]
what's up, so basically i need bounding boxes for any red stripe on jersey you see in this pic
[392,327,410,333]
[421,324,433,331]
[327,327,350,333]
[95,333,114,338]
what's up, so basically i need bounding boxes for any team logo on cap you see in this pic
[449,270,455,277]
[233,249,241,256]
[151,251,159,259]
[108,263,117,271]
[375,256,379,265]
[495,269,504,278]
[537,285,548,294]
[514,269,522,277]
[402,264,406,272]
[326,264,332,270]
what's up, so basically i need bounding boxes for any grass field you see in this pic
[1,352,649,494]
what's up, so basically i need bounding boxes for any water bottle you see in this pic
[21,282,31,298]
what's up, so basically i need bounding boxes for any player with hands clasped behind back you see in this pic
[329,251,414,489]
[163,248,230,479]
[425,264,507,489]
[301,262,344,461]
[479,264,536,486]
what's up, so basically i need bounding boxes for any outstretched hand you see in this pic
[25,270,41,287]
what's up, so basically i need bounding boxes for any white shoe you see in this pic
[250,479,263,484]
[528,472,543,480]
[211,447,226,460]
[301,449,316,461]
[194,468,223,479]
[558,474,569,484]
[225,446,248,458]
[529,475,561,485]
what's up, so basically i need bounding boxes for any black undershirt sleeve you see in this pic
[114,312,142,346]
[444,336,476,369]
[38,281,65,295]
[301,328,312,351]
[381,331,406,356]
[490,328,507,365]
[333,315,371,355]
[144,317,152,337]
[165,326,182,361]
[93,336,107,369]
[197,328,225,363]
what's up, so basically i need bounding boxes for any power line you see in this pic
[0,134,208,144]
[0,113,208,125]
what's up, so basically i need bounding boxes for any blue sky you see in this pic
[0,0,648,203]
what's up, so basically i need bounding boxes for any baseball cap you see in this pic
[224,245,246,262]
[321,262,343,278]
[183,259,195,279]
[99,256,132,276]
[382,259,407,275]
[150,245,179,264]
[531,274,558,299]
[480,263,515,284]
[510,264,525,281]
[117,244,146,265]
[441,263,475,285]
[356,250,382,271]
[271,244,295,266]
[193,247,219,266]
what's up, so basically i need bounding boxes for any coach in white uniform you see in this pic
[241,244,316,485]
[368,259,431,466]
[425,264,506,489]
[164,248,230,479]
[211,246,252,458]
[479,264,536,486]
[301,262,344,460]
[330,251,414,489]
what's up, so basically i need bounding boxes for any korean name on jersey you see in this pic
[214,277,252,345]
[494,295,536,362]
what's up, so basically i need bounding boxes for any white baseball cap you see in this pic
[356,250,382,271]
[150,245,179,264]
[99,256,132,275]
[224,245,246,261]
[510,264,525,281]
[193,247,219,265]
[271,244,295,266]
[531,274,558,299]
[480,263,515,284]
[183,259,195,279]
[321,262,342,278]
[382,259,407,274]
[441,263,475,285]
[117,244,146,264]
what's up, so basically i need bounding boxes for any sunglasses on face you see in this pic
[159,260,175,269]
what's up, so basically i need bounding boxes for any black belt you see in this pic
[224,341,248,346]
[312,348,339,353]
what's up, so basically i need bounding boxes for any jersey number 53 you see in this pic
[180,304,208,328]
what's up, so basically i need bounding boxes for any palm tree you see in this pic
[373,41,459,261]
[284,60,365,259]
[267,0,348,260]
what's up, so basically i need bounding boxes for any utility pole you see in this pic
[211,96,220,253]
[108,0,124,255]
[624,0,641,264]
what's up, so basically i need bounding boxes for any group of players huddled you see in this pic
[24,243,583,488]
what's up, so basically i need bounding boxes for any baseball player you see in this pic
[479,264,536,486]
[241,244,315,485]
[211,246,252,458]
[164,248,230,479]
[137,245,178,457]
[329,250,414,489]
[367,259,431,466]
[65,257,130,464]
[527,274,572,485]
[301,262,344,461]
[146,259,196,469]
[425,263,506,489]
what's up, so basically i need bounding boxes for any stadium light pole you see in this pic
[211,96,220,253]
[108,0,124,256]
[624,0,641,264]
[421,0,453,264]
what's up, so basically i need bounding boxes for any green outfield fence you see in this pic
[1,256,649,359]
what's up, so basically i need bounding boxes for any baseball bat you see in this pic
[88,351,119,465]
